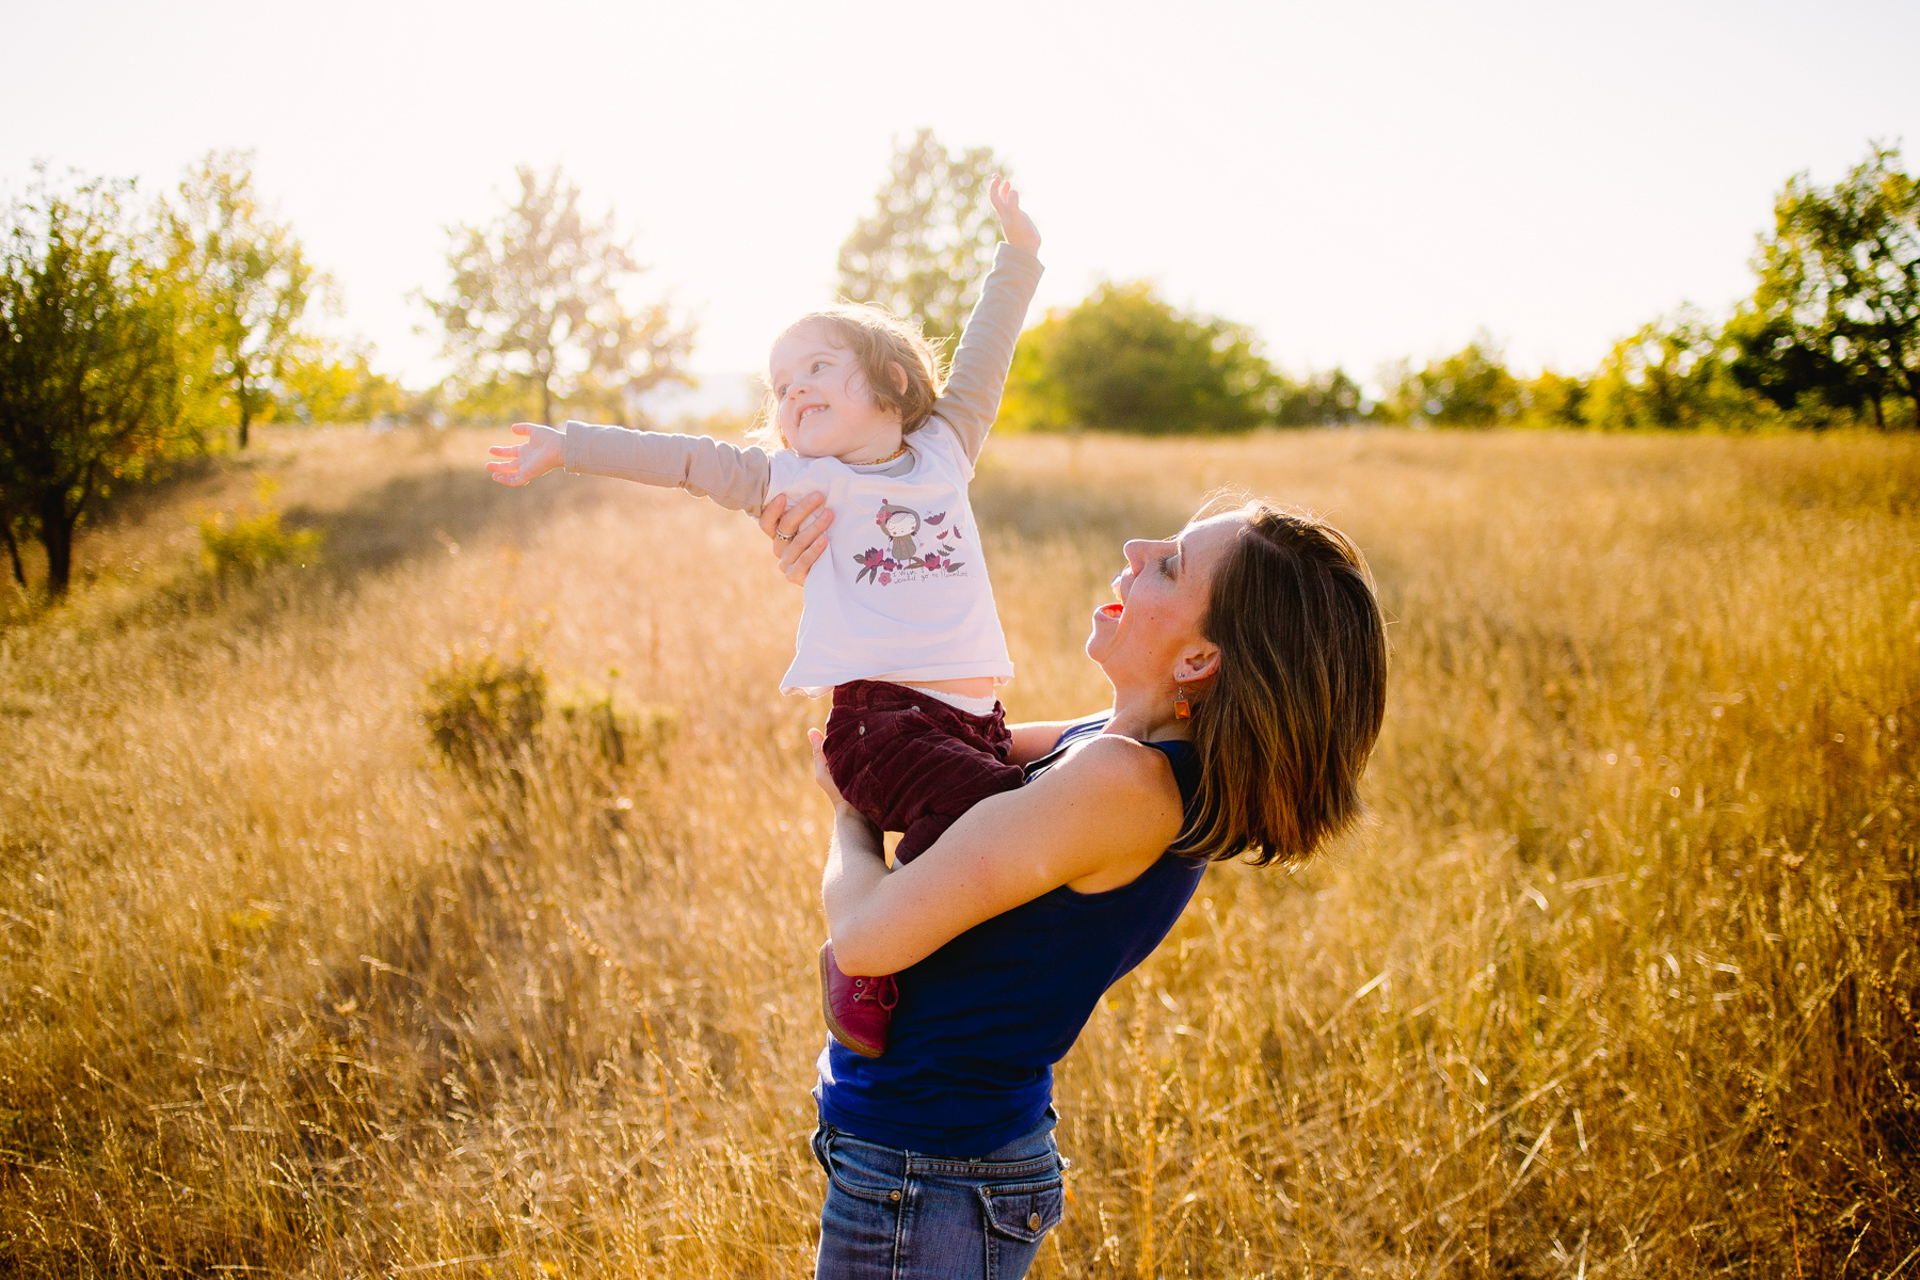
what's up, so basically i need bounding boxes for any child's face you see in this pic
[768,321,905,463]
[883,511,916,538]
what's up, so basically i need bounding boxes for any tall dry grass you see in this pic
[1,425,1915,1277]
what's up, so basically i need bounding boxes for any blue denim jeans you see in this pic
[810,1115,1067,1279]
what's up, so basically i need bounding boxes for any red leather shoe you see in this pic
[820,940,898,1059]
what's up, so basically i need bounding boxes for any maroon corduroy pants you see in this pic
[821,679,1026,863]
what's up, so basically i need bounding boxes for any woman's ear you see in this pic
[1176,644,1221,685]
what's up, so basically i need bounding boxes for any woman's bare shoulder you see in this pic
[1047,729,1180,786]
[1024,732,1185,889]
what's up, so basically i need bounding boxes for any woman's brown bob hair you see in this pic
[756,306,945,448]
[1179,499,1389,867]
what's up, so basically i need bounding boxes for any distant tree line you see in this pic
[841,138,1916,436]
[5,135,1911,596]
[1356,142,1916,433]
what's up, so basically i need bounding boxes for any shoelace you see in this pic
[850,975,899,1011]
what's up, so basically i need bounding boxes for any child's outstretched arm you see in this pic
[933,176,1044,466]
[487,419,774,515]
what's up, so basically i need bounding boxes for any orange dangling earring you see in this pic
[1173,683,1191,720]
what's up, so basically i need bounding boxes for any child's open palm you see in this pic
[989,176,1041,255]
[486,422,564,486]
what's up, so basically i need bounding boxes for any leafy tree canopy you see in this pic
[166,150,320,448]
[1517,369,1590,429]
[1003,281,1276,434]
[1275,367,1366,427]
[1586,307,1758,431]
[278,337,409,426]
[0,171,196,595]
[1380,332,1523,427]
[837,130,1002,347]
[1729,143,1918,429]
[420,165,691,427]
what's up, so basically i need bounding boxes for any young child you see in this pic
[487,178,1043,1059]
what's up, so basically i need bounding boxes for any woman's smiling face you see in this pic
[767,321,904,463]
[1087,512,1243,687]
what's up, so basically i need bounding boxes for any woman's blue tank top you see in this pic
[813,715,1207,1157]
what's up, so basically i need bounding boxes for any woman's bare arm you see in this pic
[1006,717,1113,766]
[1005,720,1078,767]
[814,730,1184,975]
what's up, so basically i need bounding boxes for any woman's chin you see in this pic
[1085,602,1122,660]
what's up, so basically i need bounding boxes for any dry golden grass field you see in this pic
[2,425,1917,1278]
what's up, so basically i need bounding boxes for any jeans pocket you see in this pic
[819,1129,905,1206]
[977,1174,1065,1243]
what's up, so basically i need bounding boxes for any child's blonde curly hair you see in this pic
[754,305,947,449]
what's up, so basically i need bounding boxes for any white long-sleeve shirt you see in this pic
[562,242,1043,696]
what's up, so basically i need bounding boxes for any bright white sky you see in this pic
[7,0,1918,392]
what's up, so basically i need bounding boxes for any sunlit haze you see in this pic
[8,0,1917,393]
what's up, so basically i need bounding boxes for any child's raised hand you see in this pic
[989,175,1041,255]
[486,422,564,486]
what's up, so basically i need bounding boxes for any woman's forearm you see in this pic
[821,803,890,970]
[1006,712,1110,767]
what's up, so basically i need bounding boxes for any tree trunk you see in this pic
[237,358,252,449]
[37,489,75,597]
[2,516,25,589]
[1871,390,1886,431]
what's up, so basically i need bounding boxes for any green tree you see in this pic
[0,173,194,596]
[420,165,691,428]
[1275,367,1366,426]
[1003,282,1275,434]
[1729,143,1918,429]
[278,337,408,425]
[837,130,1002,346]
[1586,307,1757,431]
[1517,369,1590,428]
[1382,333,1522,427]
[166,150,318,449]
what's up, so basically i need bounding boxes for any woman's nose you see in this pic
[1122,539,1149,570]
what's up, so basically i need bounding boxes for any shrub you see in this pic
[421,650,547,775]
[198,479,320,577]
[553,687,679,771]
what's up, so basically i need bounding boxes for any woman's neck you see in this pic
[1105,686,1187,745]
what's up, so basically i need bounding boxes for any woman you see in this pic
[760,491,1389,1279]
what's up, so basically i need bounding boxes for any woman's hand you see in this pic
[758,491,835,584]
[807,727,848,809]
[486,422,564,486]
[989,175,1041,255]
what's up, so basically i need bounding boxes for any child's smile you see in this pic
[769,320,906,465]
